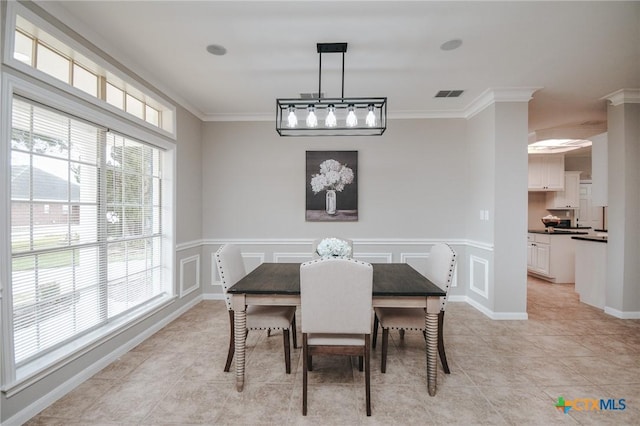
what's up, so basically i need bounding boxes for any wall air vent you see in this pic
[435,90,464,98]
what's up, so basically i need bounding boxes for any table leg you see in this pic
[425,311,439,396]
[232,296,247,392]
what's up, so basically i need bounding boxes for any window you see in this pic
[9,11,175,137]
[10,97,168,366]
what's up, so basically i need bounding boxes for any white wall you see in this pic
[606,102,640,316]
[200,118,473,297]
[176,107,203,244]
[492,102,529,315]
[201,119,469,239]
[464,101,528,317]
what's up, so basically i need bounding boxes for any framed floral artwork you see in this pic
[306,150,358,221]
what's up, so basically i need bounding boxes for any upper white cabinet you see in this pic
[528,154,565,191]
[546,171,581,209]
[591,132,608,206]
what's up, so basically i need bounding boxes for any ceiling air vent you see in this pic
[435,90,464,98]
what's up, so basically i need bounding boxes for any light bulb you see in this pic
[365,104,376,127]
[325,105,337,127]
[287,105,298,128]
[346,105,358,127]
[306,105,318,128]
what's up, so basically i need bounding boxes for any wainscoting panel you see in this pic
[179,254,200,298]
[469,254,489,299]
[400,252,429,275]
[273,252,314,263]
[354,253,393,263]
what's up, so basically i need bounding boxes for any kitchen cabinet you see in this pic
[527,234,550,275]
[527,233,576,283]
[577,183,603,230]
[528,154,565,191]
[546,171,581,209]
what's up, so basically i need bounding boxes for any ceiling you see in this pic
[40,1,639,136]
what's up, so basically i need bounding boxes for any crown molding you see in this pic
[464,87,542,119]
[600,89,640,106]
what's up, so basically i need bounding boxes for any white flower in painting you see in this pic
[311,174,328,193]
[319,159,342,175]
[316,238,352,258]
[310,159,354,194]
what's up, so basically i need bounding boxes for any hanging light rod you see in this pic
[276,42,387,137]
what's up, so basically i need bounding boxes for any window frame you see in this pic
[1,68,176,393]
[2,1,177,140]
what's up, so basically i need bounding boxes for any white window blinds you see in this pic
[10,97,166,365]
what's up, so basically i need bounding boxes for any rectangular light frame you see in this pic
[276,97,387,137]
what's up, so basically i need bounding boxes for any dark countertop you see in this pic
[528,229,590,235]
[572,236,608,243]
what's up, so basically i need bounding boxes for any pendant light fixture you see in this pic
[276,43,387,136]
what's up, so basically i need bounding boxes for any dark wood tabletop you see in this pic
[227,262,445,297]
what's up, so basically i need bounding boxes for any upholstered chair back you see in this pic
[215,244,247,310]
[300,257,373,334]
[424,243,457,311]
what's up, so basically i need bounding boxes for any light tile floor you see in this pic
[27,277,640,425]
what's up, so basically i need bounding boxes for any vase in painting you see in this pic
[325,190,336,215]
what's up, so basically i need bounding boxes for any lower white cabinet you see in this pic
[527,234,550,276]
[527,233,576,283]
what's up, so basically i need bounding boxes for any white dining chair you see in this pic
[215,244,297,373]
[300,257,373,416]
[372,243,457,374]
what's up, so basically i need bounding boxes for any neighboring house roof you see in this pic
[11,165,81,201]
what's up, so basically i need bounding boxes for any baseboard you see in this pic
[604,306,640,319]
[452,295,528,320]
[203,293,225,301]
[4,295,203,426]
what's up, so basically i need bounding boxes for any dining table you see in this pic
[227,262,446,396]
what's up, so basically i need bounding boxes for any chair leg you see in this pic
[292,316,298,348]
[283,329,291,374]
[399,329,405,339]
[372,314,379,348]
[224,310,235,372]
[308,354,313,371]
[358,356,363,372]
[438,311,450,374]
[365,335,371,416]
[302,334,308,416]
[381,328,389,373]
[267,329,271,337]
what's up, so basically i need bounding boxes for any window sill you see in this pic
[2,294,176,397]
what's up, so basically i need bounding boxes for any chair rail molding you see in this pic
[201,237,473,247]
[176,239,204,251]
